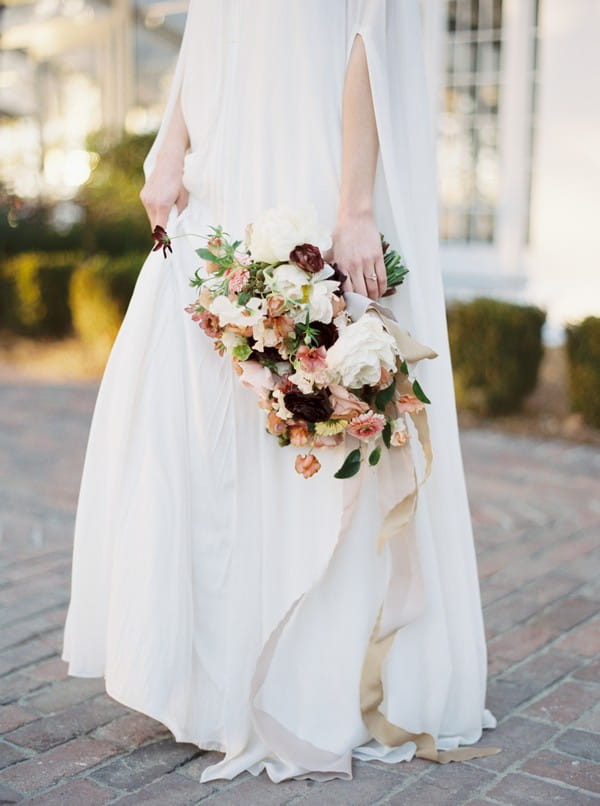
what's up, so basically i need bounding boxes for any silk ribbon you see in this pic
[345,292,502,763]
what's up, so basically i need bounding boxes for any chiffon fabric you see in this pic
[61,0,496,783]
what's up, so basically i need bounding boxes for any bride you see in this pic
[61,0,498,783]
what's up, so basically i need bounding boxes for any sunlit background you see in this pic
[1,0,599,342]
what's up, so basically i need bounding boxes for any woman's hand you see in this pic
[325,211,387,300]
[139,150,189,232]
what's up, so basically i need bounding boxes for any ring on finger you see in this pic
[367,271,377,281]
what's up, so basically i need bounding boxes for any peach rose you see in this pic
[289,421,310,446]
[390,419,410,446]
[328,383,370,420]
[396,394,425,415]
[313,432,344,448]
[197,311,222,339]
[295,453,321,478]
[228,323,254,337]
[266,294,287,317]
[266,411,288,436]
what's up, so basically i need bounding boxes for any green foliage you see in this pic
[565,316,600,428]
[334,448,362,479]
[446,297,546,416]
[412,378,430,404]
[375,377,396,411]
[0,206,84,258]
[0,131,156,258]
[0,251,84,337]
[75,132,155,255]
[69,252,145,349]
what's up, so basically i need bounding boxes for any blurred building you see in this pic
[1,0,598,339]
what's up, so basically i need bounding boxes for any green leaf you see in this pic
[375,377,396,410]
[412,378,431,404]
[399,359,409,375]
[368,446,381,466]
[237,291,251,305]
[196,247,222,262]
[382,421,392,449]
[334,448,362,479]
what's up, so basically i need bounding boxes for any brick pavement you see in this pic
[0,379,598,805]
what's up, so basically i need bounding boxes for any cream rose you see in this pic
[248,204,332,264]
[325,313,398,388]
[266,263,310,300]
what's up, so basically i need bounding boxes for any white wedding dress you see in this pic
[61,0,496,783]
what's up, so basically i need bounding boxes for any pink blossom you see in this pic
[226,266,250,293]
[296,344,327,374]
[346,410,386,441]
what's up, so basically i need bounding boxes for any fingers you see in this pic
[351,266,369,298]
[364,264,379,299]
[375,253,387,298]
[139,186,180,231]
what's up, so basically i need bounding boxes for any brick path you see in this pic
[0,379,598,805]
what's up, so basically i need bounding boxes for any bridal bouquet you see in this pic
[153,206,434,479]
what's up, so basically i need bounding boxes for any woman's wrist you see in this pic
[156,139,187,166]
[335,201,375,229]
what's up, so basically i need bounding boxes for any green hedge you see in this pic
[0,251,84,337]
[69,252,146,348]
[565,316,600,428]
[447,297,546,415]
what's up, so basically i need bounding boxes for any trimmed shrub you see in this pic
[75,131,155,255]
[69,252,147,349]
[565,316,600,428]
[1,251,84,337]
[447,297,546,415]
[0,204,85,259]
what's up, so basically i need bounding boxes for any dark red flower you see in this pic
[283,387,333,423]
[289,243,324,274]
[152,225,173,258]
[329,261,347,296]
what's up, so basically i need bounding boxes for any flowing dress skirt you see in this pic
[62,0,496,782]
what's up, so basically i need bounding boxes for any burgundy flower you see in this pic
[283,387,333,423]
[310,320,339,349]
[329,261,348,296]
[289,243,324,274]
[151,225,173,258]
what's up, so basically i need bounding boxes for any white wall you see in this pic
[526,0,600,339]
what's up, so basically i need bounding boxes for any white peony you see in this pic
[306,280,339,324]
[266,263,310,300]
[248,204,332,264]
[209,295,263,327]
[325,313,398,388]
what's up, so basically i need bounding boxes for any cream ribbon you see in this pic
[248,292,500,771]
[345,292,501,763]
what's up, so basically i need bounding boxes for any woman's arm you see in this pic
[139,88,190,230]
[329,33,387,299]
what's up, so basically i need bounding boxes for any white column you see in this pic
[420,0,446,126]
[495,0,537,277]
[527,0,600,332]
